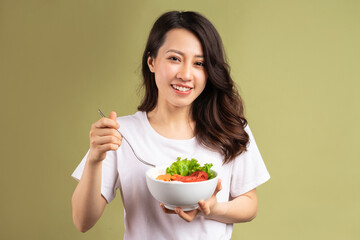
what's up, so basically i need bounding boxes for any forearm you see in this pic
[205,190,258,224]
[72,157,106,232]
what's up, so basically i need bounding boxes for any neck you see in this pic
[147,105,195,140]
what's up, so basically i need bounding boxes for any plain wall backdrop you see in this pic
[0,0,359,239]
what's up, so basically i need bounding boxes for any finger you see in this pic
[96,143,120,152]
[160,203,176,214]
[198,200,211,215]
[89,128,122,145]
[96,128,122,140]
[94,117,119,129]
[91,136,122,147]
[175,208,196,222]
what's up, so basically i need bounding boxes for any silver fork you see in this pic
[98,109,155,168]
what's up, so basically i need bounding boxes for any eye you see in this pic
[168,56,180,62]
[194,62,205,67]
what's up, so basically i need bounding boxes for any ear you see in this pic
[147,56,155,73]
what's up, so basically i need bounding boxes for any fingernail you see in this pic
[175,208,180,213]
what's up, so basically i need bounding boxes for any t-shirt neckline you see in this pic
[140,111,196,144]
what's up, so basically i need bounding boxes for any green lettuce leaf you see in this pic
[166,157,215,179]
[200,163,216,179]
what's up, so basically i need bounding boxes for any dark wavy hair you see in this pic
[138,11,249,164]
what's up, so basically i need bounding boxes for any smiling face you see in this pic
[147,28,208,111]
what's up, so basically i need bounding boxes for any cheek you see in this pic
[197,72,208,90]
[154,65,175,90]
[156,63,177,80]
[200,79,207,93]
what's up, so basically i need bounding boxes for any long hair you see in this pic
[138,11,249,164]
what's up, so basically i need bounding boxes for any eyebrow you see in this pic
[166,49,204,58]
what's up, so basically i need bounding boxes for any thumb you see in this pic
[109,111,119,128]
[214,179,222,195]
[109,111,117,120]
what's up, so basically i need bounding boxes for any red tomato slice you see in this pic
[190,171,208,180]
[172,171,209,182]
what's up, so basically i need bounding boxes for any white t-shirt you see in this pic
[72,111,270,240]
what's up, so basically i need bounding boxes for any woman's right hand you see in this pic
[72,111,120,232]
[88,111,122,163]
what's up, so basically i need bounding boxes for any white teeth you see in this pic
[172,85,191,92]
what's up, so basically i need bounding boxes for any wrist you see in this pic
[86,154,103,167]
[208,202,228,218]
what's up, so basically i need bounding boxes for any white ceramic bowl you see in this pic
[146,167,218,211]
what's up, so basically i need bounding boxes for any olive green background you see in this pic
[1,0,359,239]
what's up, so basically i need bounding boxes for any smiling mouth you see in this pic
[171,84,192,92]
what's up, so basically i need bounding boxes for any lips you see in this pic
[171,84,193,92]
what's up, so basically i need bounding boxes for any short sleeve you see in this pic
[230,125,270,197]
[71,150,120,204]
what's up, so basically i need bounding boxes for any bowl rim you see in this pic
[146,167,218,185]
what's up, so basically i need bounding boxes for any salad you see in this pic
[156,157,216,182]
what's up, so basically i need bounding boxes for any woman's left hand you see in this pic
[160,179,222,222]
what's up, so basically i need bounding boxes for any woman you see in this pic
[72,11,270,240]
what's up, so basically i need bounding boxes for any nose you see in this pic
[176,62,193,81]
